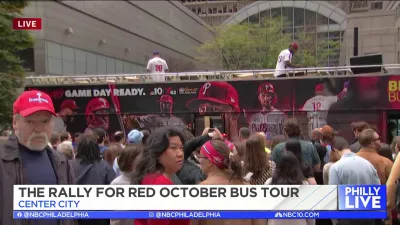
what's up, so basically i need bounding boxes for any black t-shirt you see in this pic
[302,163,314,179]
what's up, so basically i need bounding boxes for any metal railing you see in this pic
[24,64,400,86]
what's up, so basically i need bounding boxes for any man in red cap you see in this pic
[247,83,286,137]
[300,81,349,136]
[186,81,240,140]
[0,90,76,225]
[274,42,302,78]
[54,99,78,133]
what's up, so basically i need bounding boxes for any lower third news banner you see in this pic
[13,185,387,219]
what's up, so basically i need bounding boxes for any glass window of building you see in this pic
[47,42,62,59]
[106,57,116,74]
[45,41,145,75]
[46,42,62,75]
[62,60,75,75]
[317,13,329,25]
[116,59,124,74]
[130,63,138,73]
[48,57,62,75]
[259,9,270,23]
[75,49,87,74]
[123,61,131,73]
[270,8,281,18]
[249,12,260,24]
[86,52,97,75]
[282,7,293,25]
[304,9,317,26]
[242,5,343,66]
[62,46,75,75]
[293,7,305,27]
[97,55,107,74]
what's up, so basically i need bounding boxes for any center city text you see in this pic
[18,200,80,209]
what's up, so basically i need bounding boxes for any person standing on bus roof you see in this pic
[146,51,169,82]
[274,42,303,78]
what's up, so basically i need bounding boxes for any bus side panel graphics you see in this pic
[25,75,394,140]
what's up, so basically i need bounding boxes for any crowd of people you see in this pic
[2,90,400,225]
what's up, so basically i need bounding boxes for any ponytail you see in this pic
[225,154,245,182]
[208,140,245,183]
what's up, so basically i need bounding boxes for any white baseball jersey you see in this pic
[248,109,286,137]
[274,49,293,77]
[301,95,338,129]
[146,57,169,82]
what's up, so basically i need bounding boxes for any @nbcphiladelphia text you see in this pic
[14,211,321,219]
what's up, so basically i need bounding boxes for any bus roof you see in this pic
[24,64,400,86]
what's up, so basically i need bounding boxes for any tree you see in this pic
[0,1,35,128]
[197,16,340,70]
[166,57,196,72]
[292,22,341,67]
[197,23,260,70]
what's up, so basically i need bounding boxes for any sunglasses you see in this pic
[193,154,208,164]
[370,135,381,145]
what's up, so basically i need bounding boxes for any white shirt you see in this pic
[300,95,338,129]
[146,57,168,82]
[274,49,293,77]
[53,116,66,133]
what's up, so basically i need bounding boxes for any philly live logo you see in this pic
[29,93,49,104]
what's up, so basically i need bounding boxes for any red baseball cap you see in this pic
[258,83,276,94]
[315,84,325,92]
[13,90,56,116]
[291,42,299,50]
[158,95,173,105]
[60,99,78,110]
[186,82,239,110]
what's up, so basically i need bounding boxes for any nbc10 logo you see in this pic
[338,185,386,210]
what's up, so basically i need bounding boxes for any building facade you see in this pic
[22,1,214,76]
[182,0,399,66]
[392,1,400,64]
[181,0,253,27]
[343,1,397,65]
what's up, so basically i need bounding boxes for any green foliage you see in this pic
[0,1,28,14]
[0,1,34,128]
[292,30,340,67]
[197,22,260,70]
[197,16,340,70]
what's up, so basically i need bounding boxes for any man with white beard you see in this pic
[0,90,76,225]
